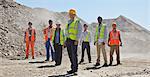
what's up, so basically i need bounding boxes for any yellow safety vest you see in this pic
[52,29,65,45]
[65,19,79,40]
[84,31,90,42]
[94,24,106,42]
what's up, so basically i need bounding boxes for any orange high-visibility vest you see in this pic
[109,30,120,45]
[43,27,54,41]
[25,29,35,42]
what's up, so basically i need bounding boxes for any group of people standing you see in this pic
[24,9,122,74]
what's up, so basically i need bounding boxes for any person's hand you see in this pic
[108,44,110,47]
[63,45,66,48]
[102,42,105,45]
[120,42,122,46]
[74,40,78,45]
[94,42,96,45]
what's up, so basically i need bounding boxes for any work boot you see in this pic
[55,64,61,66]
[45,59,49,61]
[32,57,35,59]
[94,63,100,66]
[117,62,121,65]
[25,57,28,59]
[102,63,108,67]
[89,61,92,63]
[109,62,112,66]
[51,60,54,62]
[79,60,84,64]
[67,70,76,74]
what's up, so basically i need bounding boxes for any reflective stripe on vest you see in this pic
[25,29,35,42]
[85,32,90,42]
[110,30,120,45]
[66,19,79,40]
[52,29,65,45]
[94,24,106,42]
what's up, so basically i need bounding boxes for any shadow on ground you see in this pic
[48,73,77,77]
[84,64,122,70]
[85,66,102,70]
[38,65,55,68]
[29,61,46,64]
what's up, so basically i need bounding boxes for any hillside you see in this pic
[90,15,150,55]
[0,0,86,58]
[1,0,150,77]
[0,0,150,59]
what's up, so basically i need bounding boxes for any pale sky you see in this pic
[16,0,150,30]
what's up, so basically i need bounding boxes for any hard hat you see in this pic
[69,9,76,15]
[56,21,61,26]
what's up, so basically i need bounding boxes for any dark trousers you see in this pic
[54,43,62,65]
[45,38,55,61]
[81,42,91,62]
[66,38,78,72]
[110,45,120,64]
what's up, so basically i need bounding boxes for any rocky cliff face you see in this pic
[0,0,150,58]
[0,0,25,57]
[0,0,86,58]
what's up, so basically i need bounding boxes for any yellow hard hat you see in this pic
[69,9,76,15]
[112,22,117,24]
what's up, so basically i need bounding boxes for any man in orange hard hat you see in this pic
[24,22,36,59]
[108,22,122,66]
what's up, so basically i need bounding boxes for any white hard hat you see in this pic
[56,20,61,25]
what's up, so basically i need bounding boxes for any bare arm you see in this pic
[34,30,36,41]
[24,31,26,43]
[89,32,91,43]
[119,32,122,46]
[108,32,111,46]
[104,26,108,43]
[77,21,82,40]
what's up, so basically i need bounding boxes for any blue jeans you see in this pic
[45,38,55,61]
